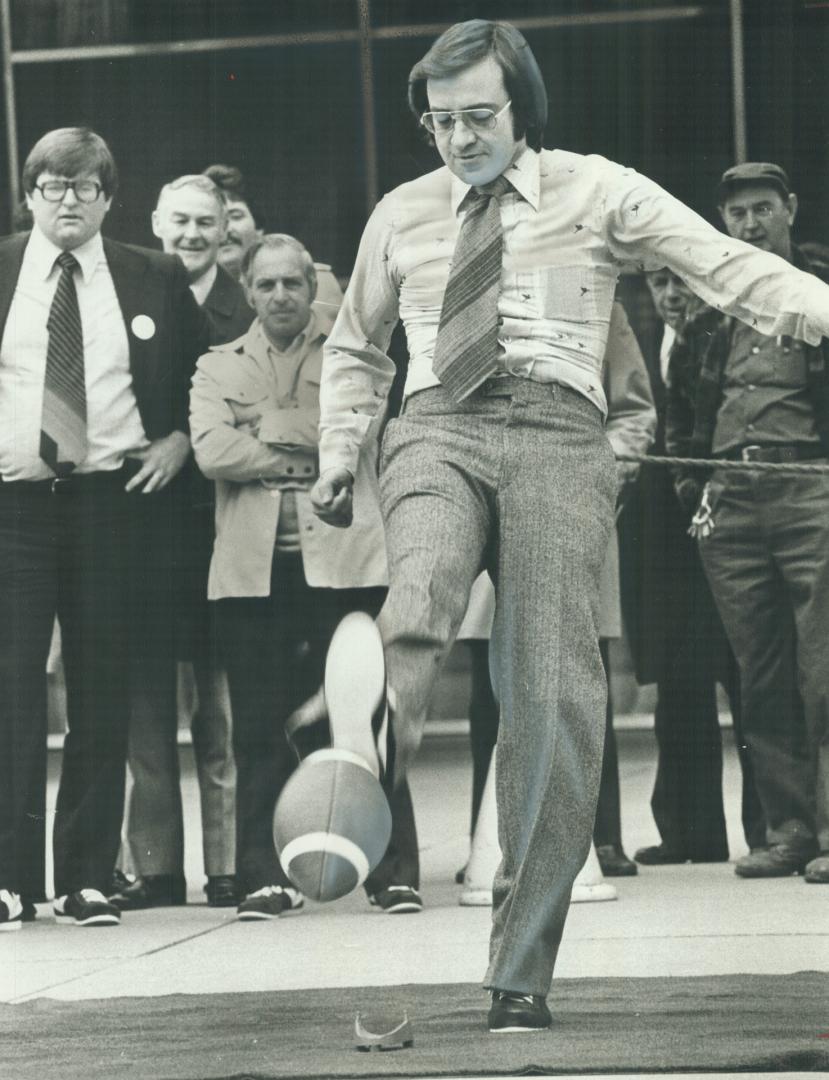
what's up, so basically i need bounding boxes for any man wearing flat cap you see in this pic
[667,162,829,885]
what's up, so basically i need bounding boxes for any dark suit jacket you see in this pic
[0,230,211,644]
[0,231,210,441]
[203,265,253,345]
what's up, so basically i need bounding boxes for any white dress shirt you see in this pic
[189,262,218,307]
[0,226,148,480]
[319,146,829,477]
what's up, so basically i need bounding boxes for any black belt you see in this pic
[718,443,826,464]
[0,464,133,494]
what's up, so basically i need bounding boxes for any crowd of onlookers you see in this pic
[1,123,827,936]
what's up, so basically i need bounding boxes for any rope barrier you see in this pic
[616,453,829,475]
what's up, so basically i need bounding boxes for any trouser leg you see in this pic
[467,639,500,836]
[485,383,616,996]
[53,488,131,896]
[378,392,494,782]
[700,476,814,849]
[720,646,767,851]
[219,586,297,894]
[770,475,829,853]
[124,652,183,876]
[593,640,621,850]
[0,490,56,897]
[190,654,236,877]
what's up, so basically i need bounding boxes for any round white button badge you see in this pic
[131,314,156,340]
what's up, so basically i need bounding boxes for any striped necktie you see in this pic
[40,251,87,476]
[432,175,511,402]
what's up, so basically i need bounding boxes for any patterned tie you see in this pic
[40,251,87,476]
[432,175,511,402]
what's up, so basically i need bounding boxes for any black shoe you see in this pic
[368,886,423,913]
[634,844,689,866]
[595,845,638,877]
[454,864,468,885]
[205,875,238,907]
[735,843,815,878]
[109,873,187,910]
[488,991,552,1033]
[804,853,829,884]
[54,889,121,926]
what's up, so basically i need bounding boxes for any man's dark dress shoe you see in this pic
[735,843,815,878]
[205,875,238,907]
[595,845,638,876]
[804,853,829,883]
[488,991,552,1033]
[634,844,689,866]
[109,874,187,910]
[635,844,729,866]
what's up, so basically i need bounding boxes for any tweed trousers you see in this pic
[378,377,616,996]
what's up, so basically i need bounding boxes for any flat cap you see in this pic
[718,162,790,203]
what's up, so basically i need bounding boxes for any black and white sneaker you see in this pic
[368,886,423,914]
[54,889,121,926]
[236,885,304,921]
[488,991,552,1033]
[0,889,24,932]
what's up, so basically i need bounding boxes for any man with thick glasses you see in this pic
[0,128,208,931]
[312,20,829,1031]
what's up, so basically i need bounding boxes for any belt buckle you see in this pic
[50,476,71,493]
[740,444,762,462]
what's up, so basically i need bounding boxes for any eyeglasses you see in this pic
[34,179,103,203]
[420,100,512,136]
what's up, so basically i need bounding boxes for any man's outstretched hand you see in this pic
[311,467,355,527]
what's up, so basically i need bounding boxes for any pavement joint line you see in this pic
[139,917,236,957]
[5,921,234,1004]
[7,960,126,1005]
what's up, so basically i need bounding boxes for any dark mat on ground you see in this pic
[3,973,828,1079]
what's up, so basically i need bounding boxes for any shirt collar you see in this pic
[28,224,105,285]
[449,144,540,216]
[253,308,323,359]
[189,262,218,307]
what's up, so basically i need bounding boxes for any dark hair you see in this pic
[203,163,262,226]
[241,233,317,298]
[22,127,118,197]
[408,19,547,152]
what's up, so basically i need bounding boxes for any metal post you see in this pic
[357,0,379,214]
[0,0,20,219]
[729,0,748,162]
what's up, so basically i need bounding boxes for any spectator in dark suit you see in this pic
[0,127,208,931]
[111,174,253,912]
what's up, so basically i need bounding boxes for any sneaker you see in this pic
[488,991,552,1033]
[54,889,121,926]
[236,885,304,921]
[368,885,423,913]
[0,890,23,932]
